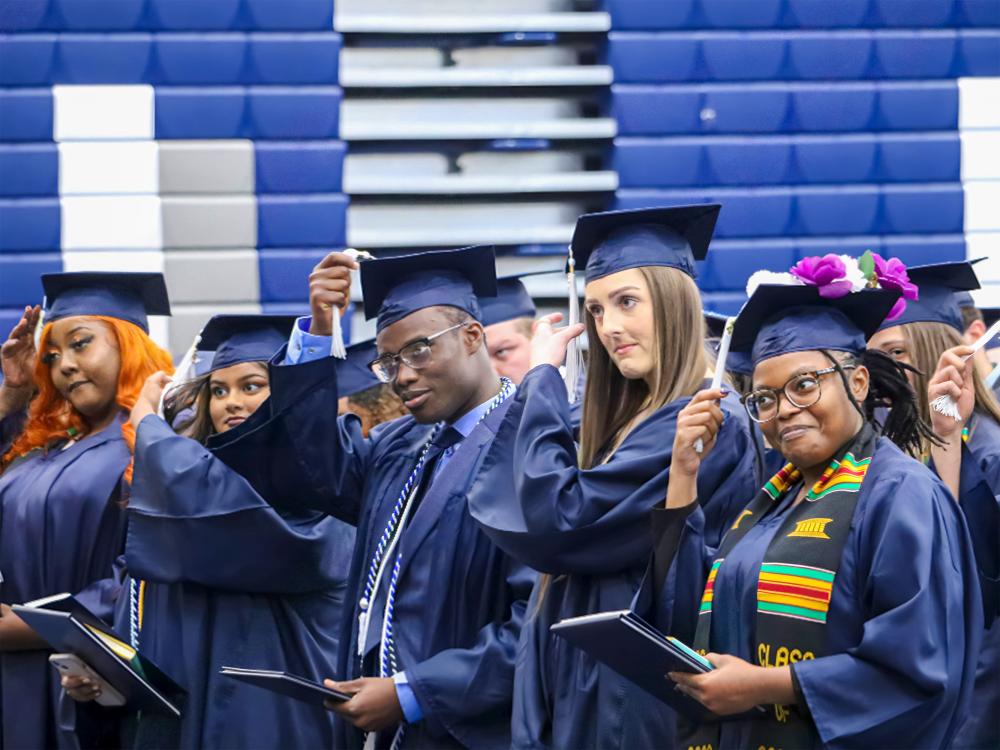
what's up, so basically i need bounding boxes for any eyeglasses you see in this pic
[368,321,468,383]
[742,366,855,424]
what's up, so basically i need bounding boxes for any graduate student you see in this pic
[867,262,1000,749]
[0,272,173,750]
[659,273,981,749]
[481,271,558,385]
[207,246,535,750]
[64,314,358,750]
[468,205,762,749]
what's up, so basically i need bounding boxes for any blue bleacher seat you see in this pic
[794,135,877,183]
[53,0,146,30]
[698,239,797,291]
[154,87,246,138]
[614,188,710,211]
[785,0,871,29]
[960,0,1000,26]
[788,34,873,80]
[612,138,703,188]
[710,188,793,237]
[243,0,332,31]
[0,0,51,32]
[795,186,879,235]
[606,0,697,30]
[0,199,61,252]
[959,31,1000,76]
[881,184,963,234]
[611,86,702,135]
[878,82,957,131]
[698,292,749,315]
[875,32,957,79]
[254,141,345,193]
[146,0,241,30]
[260,302,311,316]
[257,248,331,302]
[57,34,152,84]
[247,87,340,139]
[698,0,784,29]
[0,88,52,141]
[607,34,699,83]
[700,34,786,82]
[703,86,790,133]
[881,235,965,264]
[0,34,57,86]
[879,134,959,183]
[153,34,248,85]
[872,0,955,27]
[0,144,58,197]
[794,236,884,260]
[257,195,348,247]
[704,138,792,185]
[248,33,340,85]
[0,254,61,306]
[792,84,876,132]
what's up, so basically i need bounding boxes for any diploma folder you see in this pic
[551,609,765,722]
[219,667,350,706]
[12,605,182,717]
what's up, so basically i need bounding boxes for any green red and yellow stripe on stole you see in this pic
[699,559,723,615]
[757,562,835,623]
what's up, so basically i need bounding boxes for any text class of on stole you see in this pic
[0,203,998,750]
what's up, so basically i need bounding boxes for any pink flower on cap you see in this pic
[790,254,853,299]
[871,253,918,320]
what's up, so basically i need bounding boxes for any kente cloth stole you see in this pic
[682,424,877,750]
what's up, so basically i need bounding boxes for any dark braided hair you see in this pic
[821,348,942,458]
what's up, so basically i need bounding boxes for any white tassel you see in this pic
[33,304,46,351]
[564,252,584,403]
[158,331,202,418]
[329,249,374,359]
[695,316,734,454]
[929,318,1000,423]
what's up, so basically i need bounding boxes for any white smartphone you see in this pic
[49,653,127,708]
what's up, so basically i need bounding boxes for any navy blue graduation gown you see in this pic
[951,414,1000,749]
[467,364,762,749]
[208,352,535,749]
[659,437,981,749]
[112,414,354,749]
[0,413,128,750]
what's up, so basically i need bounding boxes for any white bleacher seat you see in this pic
[341,66,613,88]
[163,249,260,304]
[347,200,583,247]
[335,13,611,34]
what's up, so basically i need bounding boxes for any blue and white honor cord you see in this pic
[128,578,140,649]
[358,378,514,750]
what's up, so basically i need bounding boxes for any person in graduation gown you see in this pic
[657,267,981,749]
[468,205,763,750]
[63,314,359,750]
[0,273,174,750]
[207,246,535,750]
[867,262,1000,749]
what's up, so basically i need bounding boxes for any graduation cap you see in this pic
[41,271,171,333]
[877,259,983,333]
[479,268,562,328]
[704,311,752,376]
[731,285,901,369]
[196,315,297,374]
[569,204,721,283]
[335,338,382,398]
[360,245,498,333]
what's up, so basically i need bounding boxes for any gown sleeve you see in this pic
[792,469,983,749]
[472,364,755,576]
[206,349,374,525]
[957,422,1000,622]
[0,408,27,456]
[405,557,536,743]
[127,415,353,594]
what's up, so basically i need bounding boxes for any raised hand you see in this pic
[129,371,172,430]
[529,312,586,370]
[309,252,359,336]
[0,305,41,415]
[928,345,975,438]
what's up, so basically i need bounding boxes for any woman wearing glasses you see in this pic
[867,260,1000,750]
[468,206,762,749]
[658,261,980,749]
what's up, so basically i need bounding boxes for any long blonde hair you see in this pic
[578,265,708,468]
[903,321,1000,448]
[535,266,708,612]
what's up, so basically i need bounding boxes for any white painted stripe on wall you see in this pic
[53,85,155,142]
[58,141,160,195]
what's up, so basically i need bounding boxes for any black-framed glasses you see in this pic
[742,366,855,424]
[368,321,468,383]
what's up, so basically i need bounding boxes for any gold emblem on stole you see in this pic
[787,517,833,539]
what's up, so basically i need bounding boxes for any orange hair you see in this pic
[3,316,174,483]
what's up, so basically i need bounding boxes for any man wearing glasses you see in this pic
[210,245,534,750]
